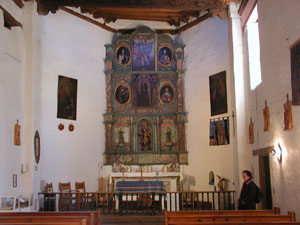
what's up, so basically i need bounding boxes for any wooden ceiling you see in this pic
[22,0,240,33]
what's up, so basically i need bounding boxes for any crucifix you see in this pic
[231,111,235,137]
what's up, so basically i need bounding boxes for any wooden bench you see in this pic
[0,210,100,225]
[0,216,87,225]
[0,223,84,225]
[166,209,278,216]
[165,210,296,225]
[164,222,300,225]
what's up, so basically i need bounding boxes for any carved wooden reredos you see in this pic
[103,26,187,166]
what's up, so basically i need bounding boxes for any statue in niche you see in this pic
[249,117,254,144]
[118,128,125,146]
[283,93,293,130]
[263,100,270,131]
[138,119,152,151]
[166,128,172,143]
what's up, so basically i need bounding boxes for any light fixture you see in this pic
[272,143,282,163]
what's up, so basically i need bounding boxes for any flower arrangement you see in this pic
[120,164,126,172]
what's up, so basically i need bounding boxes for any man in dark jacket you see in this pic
[238,170,257,210]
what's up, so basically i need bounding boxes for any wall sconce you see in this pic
[272,143,282,162]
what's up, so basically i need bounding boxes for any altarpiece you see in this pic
[103,27,188,166]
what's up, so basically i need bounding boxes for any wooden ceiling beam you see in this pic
[92,11,190,21]
[59,6,117,33]
[174,12,212,34]
[36,0,227,10]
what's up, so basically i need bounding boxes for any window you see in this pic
[246,5,262,90]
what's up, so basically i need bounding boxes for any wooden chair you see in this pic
[75,181,93,210]
[59,182,72,211]
[44,182,56,211]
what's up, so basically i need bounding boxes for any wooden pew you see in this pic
[0,216,87,225]
[0,223,83,225]
[166,209,278,216]
[165,222,300,225]
[0,210,100,225]
[165,210,296,225]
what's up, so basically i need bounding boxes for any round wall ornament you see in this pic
[58,123,64,131]
[69,123,74,132]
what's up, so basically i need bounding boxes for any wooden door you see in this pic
[258,155,273,209]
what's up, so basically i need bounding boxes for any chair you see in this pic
[58,182,72,211]
[75,181,93,210]
[44,182,55,211]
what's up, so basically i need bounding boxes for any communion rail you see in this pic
[38,191,235,215]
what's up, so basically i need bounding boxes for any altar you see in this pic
[109,172,181,192]
[109,172,181,211]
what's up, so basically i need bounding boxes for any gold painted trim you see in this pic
[114,80,131,106]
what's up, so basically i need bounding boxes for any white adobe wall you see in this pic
[181,17,235,191]
[36,7,112,192]
[0,1,24,196]
[248,0,300,217]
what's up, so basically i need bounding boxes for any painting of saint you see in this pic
[132,35,155,71]
[160,85,174,103]
[116,45,131,65]
[209,119,229,146]
[209,71,228,116]
[115,83,130,105]
[290,39,300,105]
[57,75,77,120]
[138,119,152,151]
[158,46,172,65]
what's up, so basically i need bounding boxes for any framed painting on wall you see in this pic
[57,75,78,120]
[209,118,229,146]
[290,39,300,105]
[115,43,131,66]
[114,81,131,105]
[159,81,175,104]
[132,34,155,71]
[158,44,173,66]
[209,71,228,116]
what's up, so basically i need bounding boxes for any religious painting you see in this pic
[114,81,131,105]
[137,119,153,151]
[209,118,229,146]
[132,74,157,107]
[209,171,215,185]
[209,71,228,116]
[132,34,155,71]
[159,81,175,104]
[116,43,131,66]
[290,39,300,105]
[57,75,77,120]
[158,44,173,66]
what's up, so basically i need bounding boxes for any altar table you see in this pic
[115,181,165,193]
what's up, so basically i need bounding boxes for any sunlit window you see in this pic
[247,5,262,90]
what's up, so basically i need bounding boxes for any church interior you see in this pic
[1,0,300,222]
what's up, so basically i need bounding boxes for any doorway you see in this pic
[258,155,273,209]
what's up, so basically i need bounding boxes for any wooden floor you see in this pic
[101,214,164,225]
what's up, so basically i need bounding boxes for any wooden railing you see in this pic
[38,190,235,215]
